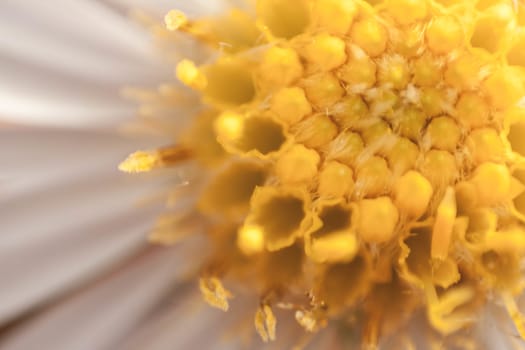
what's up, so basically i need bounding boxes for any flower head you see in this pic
[122,0,525,347]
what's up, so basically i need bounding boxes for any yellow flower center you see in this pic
[121,0,525,347]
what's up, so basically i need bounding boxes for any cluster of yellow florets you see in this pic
[121,0,525,347]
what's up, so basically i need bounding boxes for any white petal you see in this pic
[124,293,235,350]
[122,291,254,350]
[102,0,230,18]
[0,127,178,324]
[0,170,166,248]
[1,0,162,67]
[0,0,170,127]
[0,127,167,198]
[0,204,156,325]
[475,304,525,350]
[0,244,202,350]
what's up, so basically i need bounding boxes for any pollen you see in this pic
[237,225,265,255]
[164,10,187,31]
[176,59,207,90]
[118,151,160,173]
[214,111,244,143]
[123,1,525,347]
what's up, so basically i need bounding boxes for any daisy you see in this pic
[3,0,525,349]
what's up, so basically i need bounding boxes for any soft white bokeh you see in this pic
[0,1,230,349]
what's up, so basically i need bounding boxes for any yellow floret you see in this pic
[276,144,320,184]
[507,113,525,157]
[355,156,393,197]
[256,0,310,39]
[395,107,426,141]
[378,54,410,89]
[302,33,347,71]
[331,95,369,128]
[358,197,399,243]
[294,114,339,149]
[258,46,303,88]
[327,131,365,166]
[419,150,457,186]
[202,58,255,106]
[350,18,388,57]
[361,119,392,147]
[465,128,505,164]
[199,161,267,217]
[215,113,287,157]
[419,87,447,117]
[482,67,525,110]
[306,202,358,264]
[245,186,309,251]
[425,16,463,54]
[337,52,377,89]
[455,181,478,214]
[470,3,514,54]
[386,137,420,174]
[366,89,399,119]
[394,171,433,219]
[412,54,442,87]
[318,161,355,198]
[444,53,484,90]
[507,30,525,67]
[385,0,428,25]
[271,87,312,124]
[302,72,345,108]
[470,162,511,206]
[312,0,357,35]
[425,116,460,152]
[455,92,489,128]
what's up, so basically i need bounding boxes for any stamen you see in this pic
[199,277,233,311]
[255,304,277,342]
[165,10,187,31]
[176,59,207,90]
[431,187,456,261]
[118,145,192,173]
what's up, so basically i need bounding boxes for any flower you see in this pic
[121,0,525,348]
[3,0,525,349]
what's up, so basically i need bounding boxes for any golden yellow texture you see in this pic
[123,0,525,347]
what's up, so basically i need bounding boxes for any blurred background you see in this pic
[0,1,237,349]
